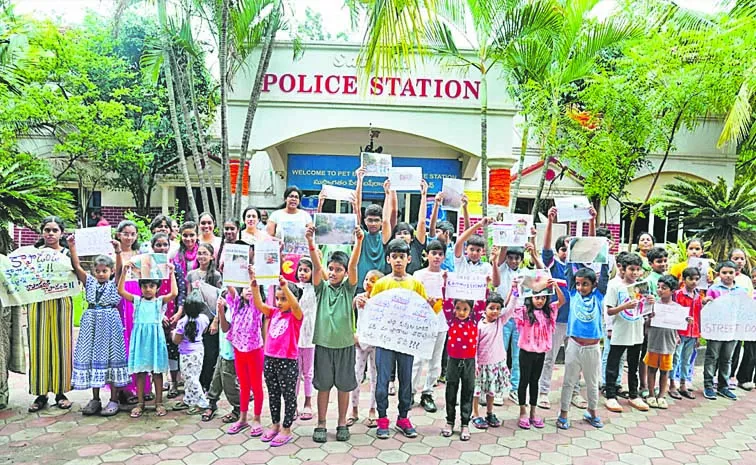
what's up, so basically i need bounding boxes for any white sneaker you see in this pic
[493,393,505,406]
[605,398,623,412]
[629,397,649,411]
[508,390,519,404]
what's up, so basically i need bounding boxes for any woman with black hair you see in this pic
[265,186,313,243]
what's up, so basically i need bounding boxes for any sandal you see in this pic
[668,389,682,400]
[336,425,350,441]
[81,399,102,416]
[518,417,531,430]
[459,426,470,441]
[364,417,377,428]
[299,407,313,421]
[55,394,73,410]
[249,425,263,437]
[261,428,278,443]
[167,388,180,399]
[100,401,120,417]
[583,412,604,429]
[130,403,145,418]
[647,397,659,409]
[657,398,669,409]
[556,416,570,430]
[222,411,240,424]
[441,423,453,438]
[226,421,249,435]
[155,403,167,417]
[201,407,217,422]
[530,417,545,429]
[172,401,190,411]
[313,427,327,443]
[120,393,139,405]
[346,416,359,427]
[537,394,551,409]
[680,389,696,400]
[271,433,293,447]
[28,395,48,413]
[186,406,203,415]
[472,416,489,430]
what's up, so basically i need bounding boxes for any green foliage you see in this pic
[123,210,153,244]
[655,176,756,262]
[297,7,330,41]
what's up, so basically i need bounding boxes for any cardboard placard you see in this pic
[701,291,756,341]
[687,257,710,290]
[490,221,529,247]
[73,226,113,256]
[320,184,357,202]
[280,222,308,255]
[126,253,169,281]
[0,246,80,306]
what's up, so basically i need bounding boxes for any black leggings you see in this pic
[445,357,475,426]
[200,331,219,391]
[264,356,298,428]
[518,349,545,406]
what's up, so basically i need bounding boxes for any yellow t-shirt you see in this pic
[370,275,442,313]
[669,261,715,282]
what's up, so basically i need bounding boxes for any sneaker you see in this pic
[605,398,623,413]
[472,416,488,430]
[629,397,649,412]
[703,388,717,400]
[493,393,505,406]
[437,375,446,384]
[420,394,437,413]
[718,388,738,401]
[486,413,502,428]
[376,418,391,439]
[508,391,519,404]
[738,382,755,391]
[395,417,418,438]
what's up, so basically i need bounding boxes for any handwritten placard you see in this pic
[651,302,689,330]
[0,246,80,306]
[555,196,592,222]
[314,213,357,245]
[73,226,113,256]
[687,257,710,290]
[440,178,465,211]
[490,222,529,247]
[388,167,423,192]
[320,184,356,202]
[361,152,392,177]
[415,270,444,299]
[567,237,609,264]
[125,253,169,281]
[356,288,439,358]
[254,240,280,286]
[222,244,251,287]
[701,291,756,341]
[445,272,487,301]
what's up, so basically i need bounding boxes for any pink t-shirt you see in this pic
[226,294,263,353]
[264,308,302,360]
[515,302,558,353]
[476,306,515,366]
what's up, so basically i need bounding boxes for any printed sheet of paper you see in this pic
[490,222,529,247]
[126,253,169,281]
[440,178,465,211]
[422,272,445,299]
[0,246,80,306]
[356,288,440,359]
[519,269,553,296]
[73,226,113,256]
[567,237,609,264]
[320,184,357,203]
[687,257,710,290]
[254,240,281,286]
[388,167,423,192]
[314,213,357,245]
[222,244,251,287]
[361,152,392,177]
[535,222,567,251]
[280,222,308,255]
[701,291,756,341]
[626,281,653,316]
[651,302,689,330]
[555,196,592,222]
[445,272,488,301]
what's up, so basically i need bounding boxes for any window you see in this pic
[621,203,649,245]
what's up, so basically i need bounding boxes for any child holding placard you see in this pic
[442,299,477,441]
[644,275,683,409]
[351,270,384,428]
[296,257,317,421]
[670,267,703,399]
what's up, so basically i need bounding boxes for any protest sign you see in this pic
[626,281,653,316]
[388,167,423,192]
[361,152,392,177]
[280,222,308,255]
[320,184,357,203]
[126,253,169,281]
[490,219,530,247]
[701,291,756,341]
[420,271,444,299]
[314,214,357,245]
[519,269,553,296]
[535,222,567,251]
[281,254,300,283]
[555,196,592,223]
[0,246,80,306]
[254,240,281,286]
[687,257,710,290]
[73,226,113,256]
[222,244,251,287]
[445,272,487,301]
[651,302,689,330]
[567,237,609,264]
[356,288,439,359]
[440,178,465,211]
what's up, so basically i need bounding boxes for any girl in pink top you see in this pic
[251,273,303,448]
[511,279,564,429]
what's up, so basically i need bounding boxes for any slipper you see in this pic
[472,416,488,430]
[299,407,313,421]
[364,417,377,428]
[271,433,293,447]
[167,388,180,399]
[28,396,48,413]
[81,399,102,416]
[530,417,545,429]
[336,425,350,442]
[130,404,145,418]
[556,417,570,430]
[227,422,249,435]
[441,424,453,437]
[261,429,278,443]
[120,393,139,405]
[222,411,240,424]
[583,412,604,429]
[155,403,168,417]
[518,417,531,430]
[346,416,359,427]
[101,401,120,417]
[460,427,470,441]
[668,389,682,400]
[172,402,190,411]
[201,407,217,422]
[537,394,551,409]
[186,406,203,415]
[55,395,73,410]
[680,389,696,400]
[249,425,263,437]
[313,427,327,443]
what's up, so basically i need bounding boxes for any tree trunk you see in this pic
[531,97,560,224]
[509,122,529,212]
[232,5,278,219]
[172,52,210,215]
[219,0,231,221]
[530,156,549,224]
[480,74,488,222]
[158,0,198,221]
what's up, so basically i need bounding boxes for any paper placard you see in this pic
[254,240,281,286]
[651,302,689,330]
[490,221,529,247]
[0,246,80,306]
[280,222,308,255]
[687,257,710,290]
[441,178,465,211]
[126,253,169,281]
[73,226,113,256]
[519,269,553,296]
[222,244,251,287]
[567,237,609,264]
[555,196,592,222]
[356,288,440,358]
[535,223,568,252]
[281,254,300,283]
[627,280,653,316]
[388,167,423,192]
[419,271,444,299]
[445,272,487,301]
[314,213,357,245]
[701,291,756,341]
[320,184,357,202]
[361,152,392,177]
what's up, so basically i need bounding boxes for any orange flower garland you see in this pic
[489,168,511,207]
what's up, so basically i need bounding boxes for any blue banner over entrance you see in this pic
[287,154,461,194]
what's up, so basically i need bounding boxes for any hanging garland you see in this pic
[489,168,511,207]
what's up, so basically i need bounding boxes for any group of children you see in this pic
[45,169,756,446]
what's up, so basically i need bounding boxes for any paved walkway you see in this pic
[1,366,756,465]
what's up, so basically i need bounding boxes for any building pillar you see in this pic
[162,185,170,215]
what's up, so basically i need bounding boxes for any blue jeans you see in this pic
[503,319,520,390]
[601,336,623,387]
[375,347,414,419]
[672,337,698,384]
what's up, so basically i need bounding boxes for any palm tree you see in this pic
[655,176,756,262]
